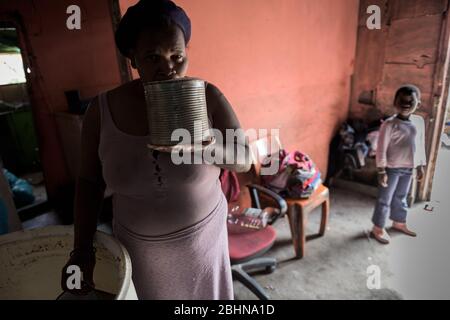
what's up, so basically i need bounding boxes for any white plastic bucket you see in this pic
[0,225,137,300]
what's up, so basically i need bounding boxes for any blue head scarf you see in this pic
[115,0,191,58]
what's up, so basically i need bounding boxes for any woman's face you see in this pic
[132,25,188,82]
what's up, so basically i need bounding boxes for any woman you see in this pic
[61,0,250,299]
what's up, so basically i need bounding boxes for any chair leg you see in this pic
[287,204,306,259]
[299,205,306,259]
[287,205,300,258]
[319,199,330,236]
[241,257,277,274]
[232,265,270,300]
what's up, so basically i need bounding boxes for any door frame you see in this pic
[420,4,450,201]
[108,0,132,84]
[0,12,56,199]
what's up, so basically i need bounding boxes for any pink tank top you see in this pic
[97,92,224,237]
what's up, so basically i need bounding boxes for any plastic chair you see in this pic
[226,178,287,300]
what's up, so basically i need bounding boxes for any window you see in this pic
[0,28,26,86]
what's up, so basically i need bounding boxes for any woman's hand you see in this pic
[378,172,388,188]
[147,137,215,153]
[148,138,251,172]
[61,248,96,295]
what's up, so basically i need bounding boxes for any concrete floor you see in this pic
[19,146,450,300]
[386,144,450,300]
[234,145,450,300]
[233,187,403,300]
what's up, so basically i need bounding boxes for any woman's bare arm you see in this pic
[205,83,251,173]
[61,96,105,292]
[73,97,106,250]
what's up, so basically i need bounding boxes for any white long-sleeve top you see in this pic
[376,114,427,169]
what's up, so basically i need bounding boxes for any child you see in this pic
[371,85,426,244]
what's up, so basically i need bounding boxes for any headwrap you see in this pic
[115,0,191,58]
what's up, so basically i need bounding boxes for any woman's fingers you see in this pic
[61,253,96,294]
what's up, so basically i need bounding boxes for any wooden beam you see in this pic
[420,1,450,200]
[108,0,132,84]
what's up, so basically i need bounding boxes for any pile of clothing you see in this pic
[261,150,321,199]
[338,122,370,169]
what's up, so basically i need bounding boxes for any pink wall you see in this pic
[120,0,359,175]
[0,0,359,200]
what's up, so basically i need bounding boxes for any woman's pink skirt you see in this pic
[112,194,233,300]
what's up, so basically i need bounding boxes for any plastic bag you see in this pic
[3,169,35,208]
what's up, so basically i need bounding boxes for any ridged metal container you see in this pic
[143,78,212,147]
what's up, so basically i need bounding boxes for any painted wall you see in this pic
[120,0,360,176]
[0,0,359,202]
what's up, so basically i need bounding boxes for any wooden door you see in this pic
[351,0,450,201]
